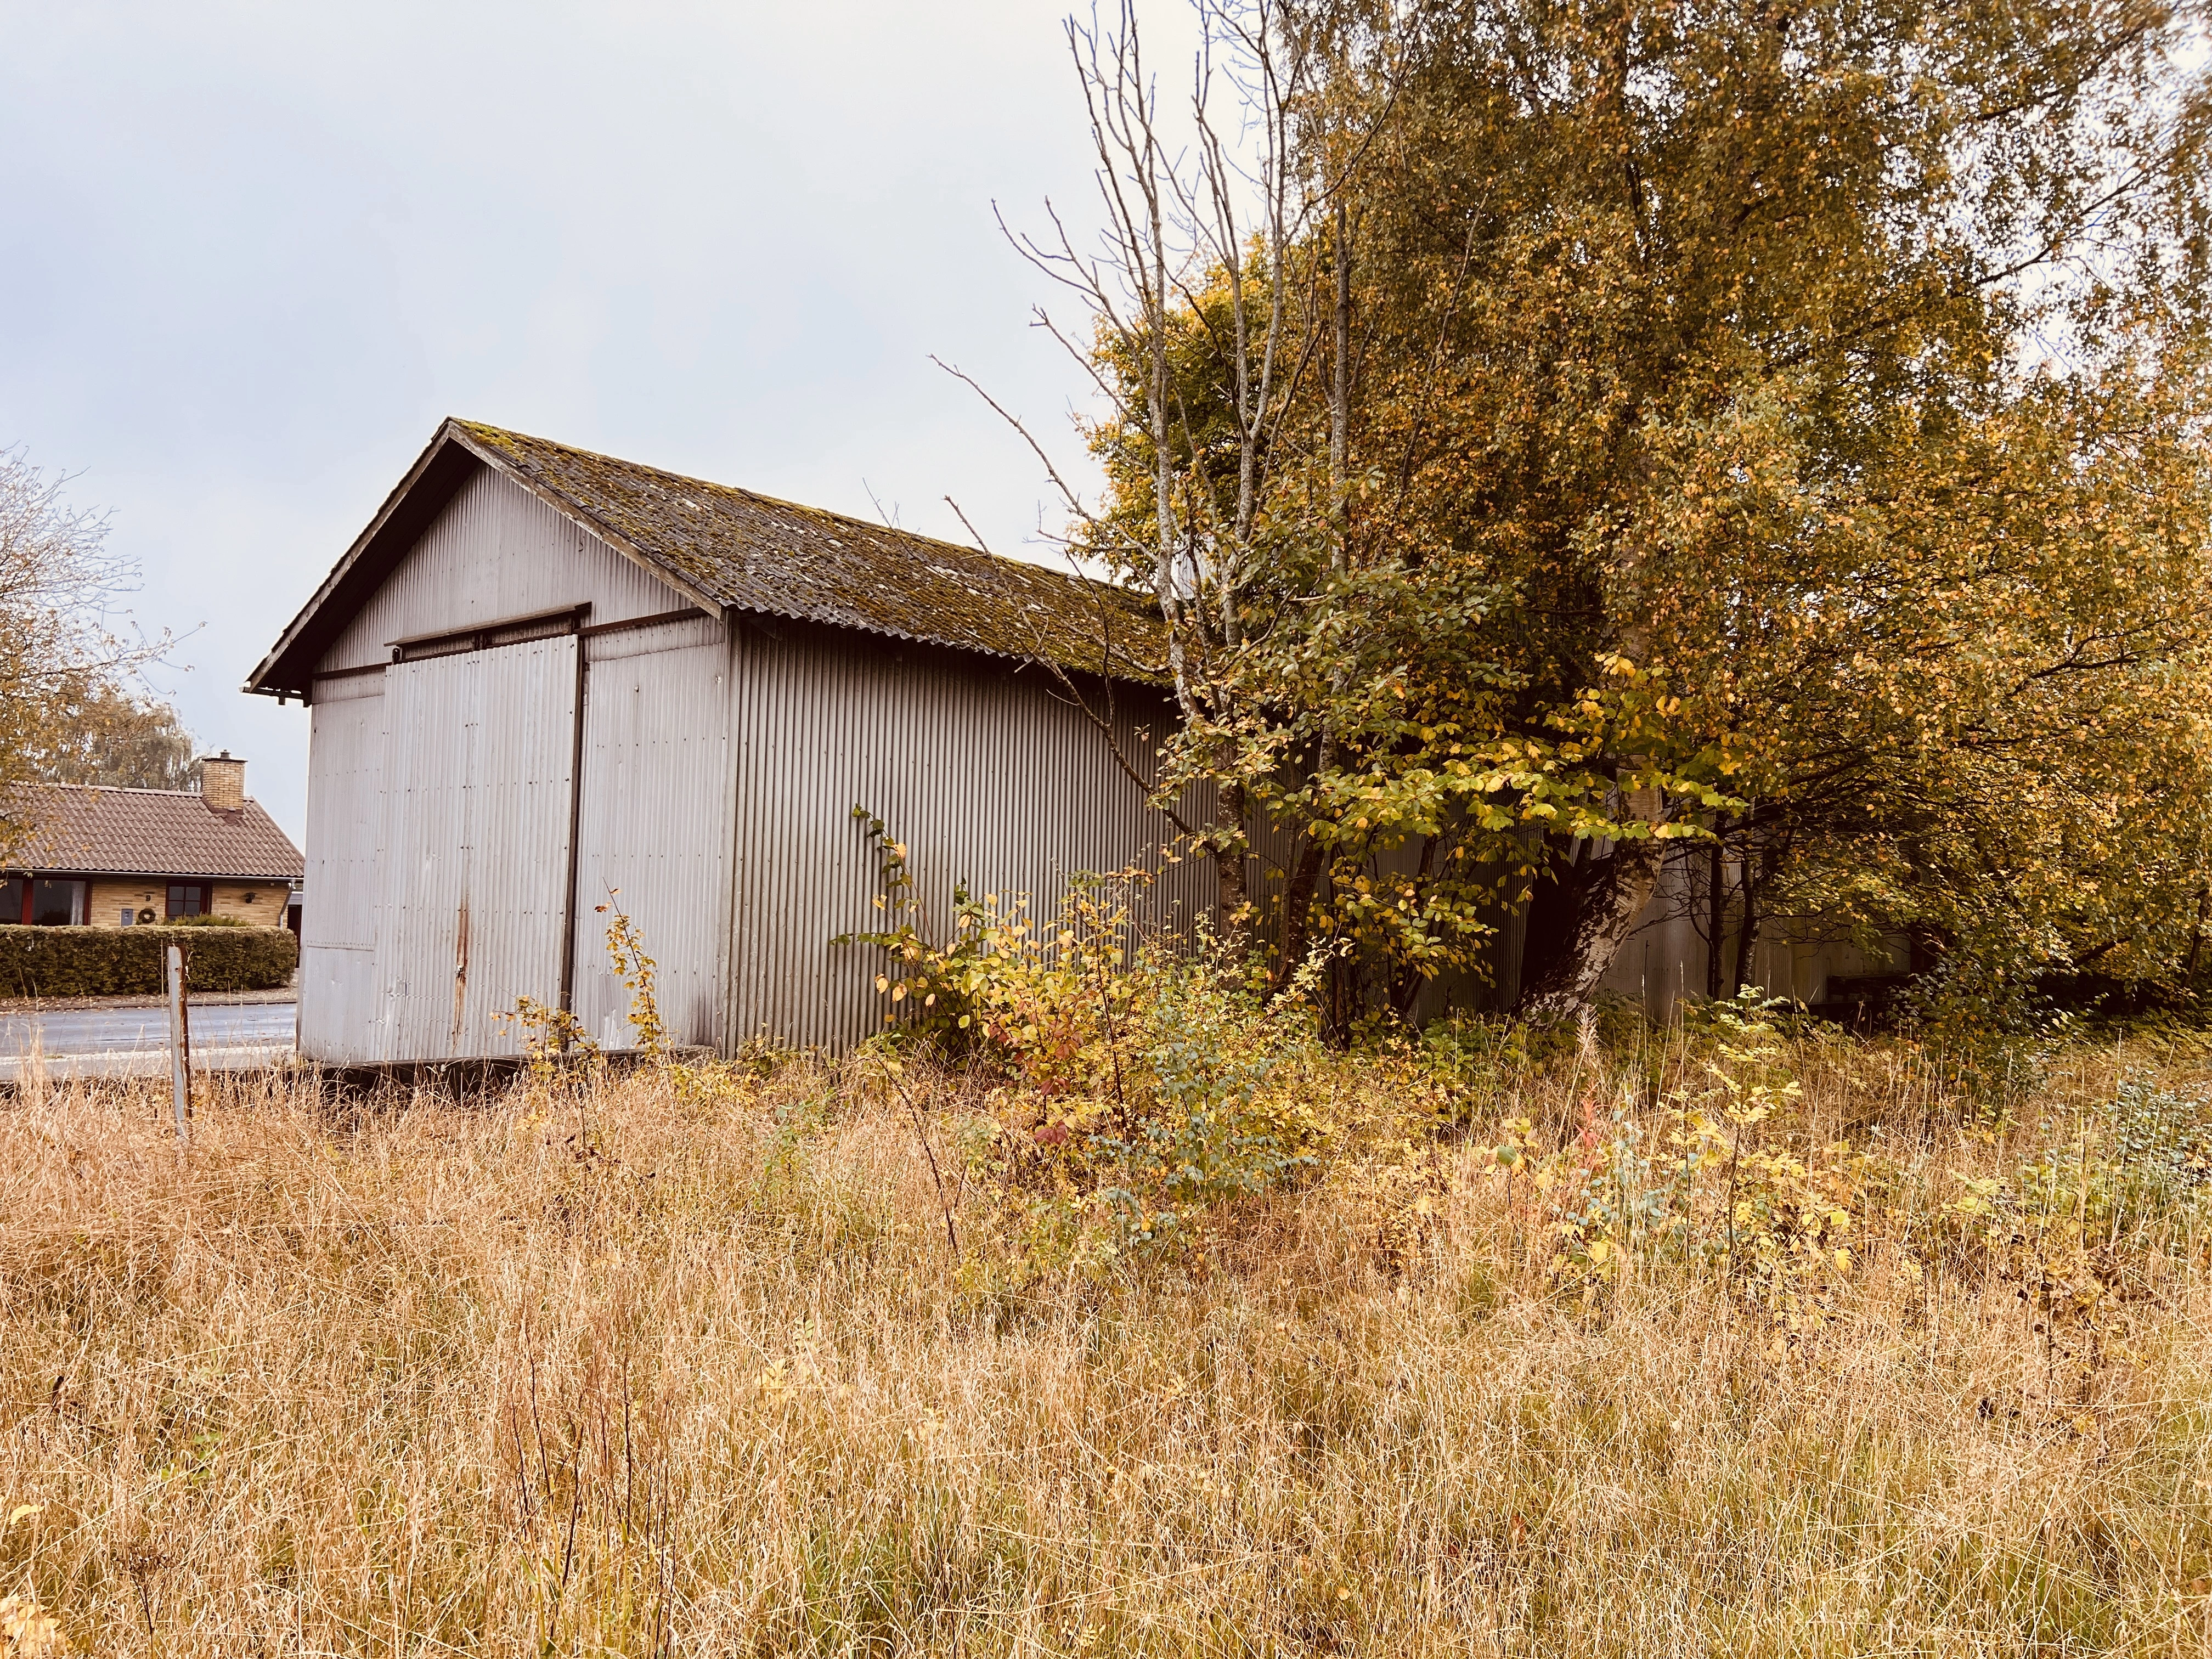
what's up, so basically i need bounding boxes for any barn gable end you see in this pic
[287,453,735,1065]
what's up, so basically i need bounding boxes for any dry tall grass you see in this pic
[3,1028,2211,1655]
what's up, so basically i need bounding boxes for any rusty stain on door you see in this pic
[450,895,470,1047]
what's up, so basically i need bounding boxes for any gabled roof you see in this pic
[247,419,1170,698]
[1,785,304,881]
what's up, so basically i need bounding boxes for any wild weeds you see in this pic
[1,1003,2210,1653]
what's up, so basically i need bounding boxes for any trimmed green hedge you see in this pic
[0,925,298,998]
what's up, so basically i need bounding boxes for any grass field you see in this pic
[3,1019,2211,1655]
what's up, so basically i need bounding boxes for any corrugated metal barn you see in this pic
[250,419,1208,1064]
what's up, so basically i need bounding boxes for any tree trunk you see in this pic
[2184,884,2211,985]
[1515,835,1666,1019]
[1272,834,1329,991]
[1387,835,1441,1019]
[1270,196,1355,993]
[1731,865,1759,995]
[1214,775,1250,937]
[1730,830,1783,996]
[1705,819,1728,1000]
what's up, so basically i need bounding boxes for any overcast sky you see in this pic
[1,2,1195,843]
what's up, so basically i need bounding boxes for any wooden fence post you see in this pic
[166,942,192,1147]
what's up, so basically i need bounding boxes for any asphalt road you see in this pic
[0,1001,297,1058]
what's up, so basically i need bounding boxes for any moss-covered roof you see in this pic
[453,422,1166,680]
[246,419,1171,701]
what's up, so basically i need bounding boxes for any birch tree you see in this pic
[978,0,1386,940]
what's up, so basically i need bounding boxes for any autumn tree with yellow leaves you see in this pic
[1040,0,2212,1023]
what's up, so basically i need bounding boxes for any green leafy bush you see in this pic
[0,924,297,997]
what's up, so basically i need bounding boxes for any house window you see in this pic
[166,883,208,919]
[31,879,83,927]
[0,877,21,924]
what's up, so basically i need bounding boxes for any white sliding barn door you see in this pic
[370,636,580,1062]
[298,676,387,1063]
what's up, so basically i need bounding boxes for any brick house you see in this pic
[1,754,304,930]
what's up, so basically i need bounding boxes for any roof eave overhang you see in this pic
[245,422,480,699]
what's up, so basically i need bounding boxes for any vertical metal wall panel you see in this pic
[371,657,472,1060]
[321,467,681,673]
[571,617,732,1049]
[300,674,386,1062]
[465,637,586,1054]
[724,621,1216,1052]
[370,637,579,1061]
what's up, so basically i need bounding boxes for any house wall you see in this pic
[83,878,290,928]
[210,883,290,925]
[722,617,1214,1053]
[88,879,161,927]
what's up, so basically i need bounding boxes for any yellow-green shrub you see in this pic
[842,814,1348,1272]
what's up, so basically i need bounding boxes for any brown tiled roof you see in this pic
[451,422,1169,679]
[0,784,304,880]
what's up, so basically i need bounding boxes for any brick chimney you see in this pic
[200,751,246,811]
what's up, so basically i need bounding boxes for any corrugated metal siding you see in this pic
[1594,849,1912,1016]
[724,619,1214,1052]
[369,637,579,1062]
[300,673,385,1062]
[571,616,733,1049]
[321,466,680,672]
